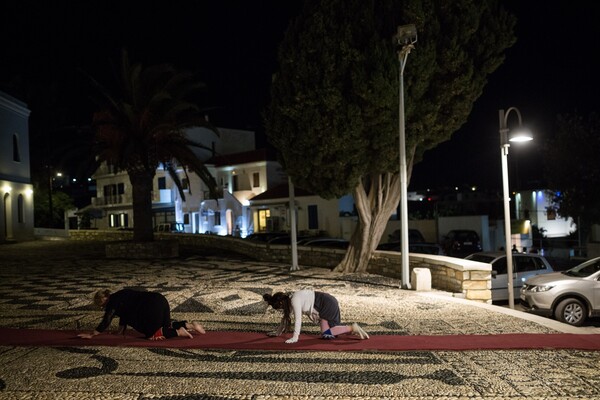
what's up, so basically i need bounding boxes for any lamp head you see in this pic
[508,127,533,143]
[393,24,417,48]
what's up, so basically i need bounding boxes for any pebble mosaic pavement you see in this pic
[0,240,599,399]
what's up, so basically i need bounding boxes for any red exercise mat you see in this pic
[1,328,599,351]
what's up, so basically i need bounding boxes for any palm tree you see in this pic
[89,50,219,242]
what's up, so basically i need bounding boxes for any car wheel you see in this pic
[555,298,587,326]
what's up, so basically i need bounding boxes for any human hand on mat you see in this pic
[266,330,280,337]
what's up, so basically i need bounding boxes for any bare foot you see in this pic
[189,321,205,334]
[177,327,193,339]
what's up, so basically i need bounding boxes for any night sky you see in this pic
[1,1,599,192]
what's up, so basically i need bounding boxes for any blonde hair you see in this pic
[93,289,111,307]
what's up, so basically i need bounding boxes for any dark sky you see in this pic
[411,1,600,191]
[1,1,599,191]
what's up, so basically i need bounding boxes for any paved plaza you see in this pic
[0,239,599,399]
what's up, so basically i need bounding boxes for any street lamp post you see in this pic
[498,107,533,309]
[47,165,54,228]
[394,24,417,289]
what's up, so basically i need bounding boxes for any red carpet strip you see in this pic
[0,328,598,351]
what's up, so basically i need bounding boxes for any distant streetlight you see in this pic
[499,107,533,309]
[47,167,62,228]
[394,24,417,289]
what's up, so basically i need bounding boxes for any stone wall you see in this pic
[369,252,492,303]
[69,230,492,302]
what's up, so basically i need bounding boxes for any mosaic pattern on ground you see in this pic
[0,241,599,399]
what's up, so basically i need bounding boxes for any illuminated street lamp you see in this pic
[499,107,533,308]
[394,24,417,289]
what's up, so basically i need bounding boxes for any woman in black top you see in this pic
[77,288,205,340]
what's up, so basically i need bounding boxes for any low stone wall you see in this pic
[70,229,134,242]
[369,252,492,303]
[69,230,492,302]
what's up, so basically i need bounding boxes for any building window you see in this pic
[103,184,123,204]
[253,172,260,188]
[158,177,166,190]
[17,194,24,223]
[109,213,128,228]
[232,175,238,191]
[13,134,21,162]
[182,178,189,190]
[109,214,120,228]
[214,211,221,226]
[183,213,190,224]
[256,209,270,232]
[308,205,318,230]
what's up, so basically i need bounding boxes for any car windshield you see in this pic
[562,258,600,277]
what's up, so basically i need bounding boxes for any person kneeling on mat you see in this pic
[78,288,205,340]
[263,289,369,344]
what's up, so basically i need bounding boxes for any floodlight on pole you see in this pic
[499,107,533,309]
[394,24,417,289]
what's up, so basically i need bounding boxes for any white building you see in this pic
[514,189,575,238]
[247,183,348,238]
[0,91,34,242]
[199,148,287,236]
[87,127,266,233]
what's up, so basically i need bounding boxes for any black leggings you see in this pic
[133,292,186,338]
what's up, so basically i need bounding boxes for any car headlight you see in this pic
[527,285,555,293]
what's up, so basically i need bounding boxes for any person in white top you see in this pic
[263,289,369,344]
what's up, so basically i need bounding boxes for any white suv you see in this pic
[465,252,554,302]
[520,256,600,326]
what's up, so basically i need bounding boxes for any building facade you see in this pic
[0,91,34,242]
[247,183,355,239]
[87,127,271,235]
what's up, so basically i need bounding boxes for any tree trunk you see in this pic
[129,170,156,242]
[334,172,400,273]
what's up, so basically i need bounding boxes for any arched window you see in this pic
[13,134,21,162]
[18,194,24,223]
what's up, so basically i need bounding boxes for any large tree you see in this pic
[265,0,516,272]
[544,112,600,242]
[89,50,218,242]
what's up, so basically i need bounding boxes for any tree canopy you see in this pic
[89,50,218,241]
[545,112,600,240]
[264,0,516,272]
[265,0,516,198]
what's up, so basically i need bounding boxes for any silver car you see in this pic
[465,251,554,302]
[520,256,600,326]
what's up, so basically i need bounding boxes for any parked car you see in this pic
[379,228,444,255]
[154,222,184,233]
[520,256,600,326]
[266,235,314,245]
[465,251,554,302]
[299,238,350,249]
[442,229,482,258]
[388,228,426,243]
[244,232,287,242]
[377,241,445,255]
